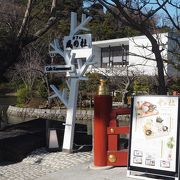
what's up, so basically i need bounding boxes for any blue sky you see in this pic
[84,1,179,27]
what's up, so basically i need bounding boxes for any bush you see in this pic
[37,83,48,99]
[16,86,31,107]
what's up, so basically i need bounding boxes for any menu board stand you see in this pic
[127,96,179,180]
[127,169,179,180]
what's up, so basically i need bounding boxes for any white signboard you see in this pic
[63,34,92,59]
[63,34,92,50]
[128,96,179,178]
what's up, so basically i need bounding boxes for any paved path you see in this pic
[0,148,92,180]
[0,147,134,180]
[37,161,134,180]
[0,148,168,180]
[0,147,135,180]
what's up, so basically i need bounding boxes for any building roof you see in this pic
[92,33,168,47]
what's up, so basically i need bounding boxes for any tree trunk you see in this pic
[0,43,21,80]
[143,31,166,95]
[122,91,128,106]
[153,43,167,95]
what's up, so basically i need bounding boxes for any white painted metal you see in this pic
[45,12,94,152]
[70,12,77,35]
[70,16,92,36]
[49,39,64,58]
[50,85,69,108]
[79,55,95,76]
[62,78,79,151]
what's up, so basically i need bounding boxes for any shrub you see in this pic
[37,83,48,99]
[16,86,31,107]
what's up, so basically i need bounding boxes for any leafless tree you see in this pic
[109,66,138,105]
[89,0,179,95]
[12,46,50,96]
[0,0,58,77]
[159,0,180,30]
[91,64,141,105]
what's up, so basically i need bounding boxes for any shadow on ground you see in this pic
[0,119,92,164]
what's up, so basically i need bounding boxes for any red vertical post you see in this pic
[94,95,112,166]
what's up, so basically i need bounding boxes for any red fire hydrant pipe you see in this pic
[94,95,112,166]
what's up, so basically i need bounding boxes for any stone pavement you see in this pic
[0,147,170,180]
[0,148,92,180]
[0,149,175,180]
[0,147,137,180]
[37,161,134,180]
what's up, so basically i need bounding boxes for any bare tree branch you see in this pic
[19,0,58,46]
[97,0,167,94]
[29,17,57,43]
[142,0,168,23]
[51,0,57,16]
[17,0,33,38]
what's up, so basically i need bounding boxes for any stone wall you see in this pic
[7,106,66,121]
[7,106,93,124]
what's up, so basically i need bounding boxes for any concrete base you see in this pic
[62,149,73,153]
[89,162,113,170]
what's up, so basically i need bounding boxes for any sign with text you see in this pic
[45,65,73,73]
[63,34,92,59]
[128,96,179,178]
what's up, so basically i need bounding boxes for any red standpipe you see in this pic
[94,95,112,166]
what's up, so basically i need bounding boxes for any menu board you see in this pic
[128,96,179,177]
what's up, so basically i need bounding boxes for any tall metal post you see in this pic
[62,78,79,152]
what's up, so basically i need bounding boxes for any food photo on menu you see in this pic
[135,101,171,139]
[143,116,170,138]
[136,101,159,118]
[145,154,155,166]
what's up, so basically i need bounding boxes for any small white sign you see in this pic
[49,130,59,149]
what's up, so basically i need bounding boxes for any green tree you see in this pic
[79,72,103,107]
[87,3,141,41]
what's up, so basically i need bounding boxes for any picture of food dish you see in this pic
[134,150,143,157]
[145,154,155,166]
[145,158,155,166]
[160,160,170,168]
[133,156,142,164]
[167,137,174,160]
[136,101,159,118]
[143,117,169,138]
